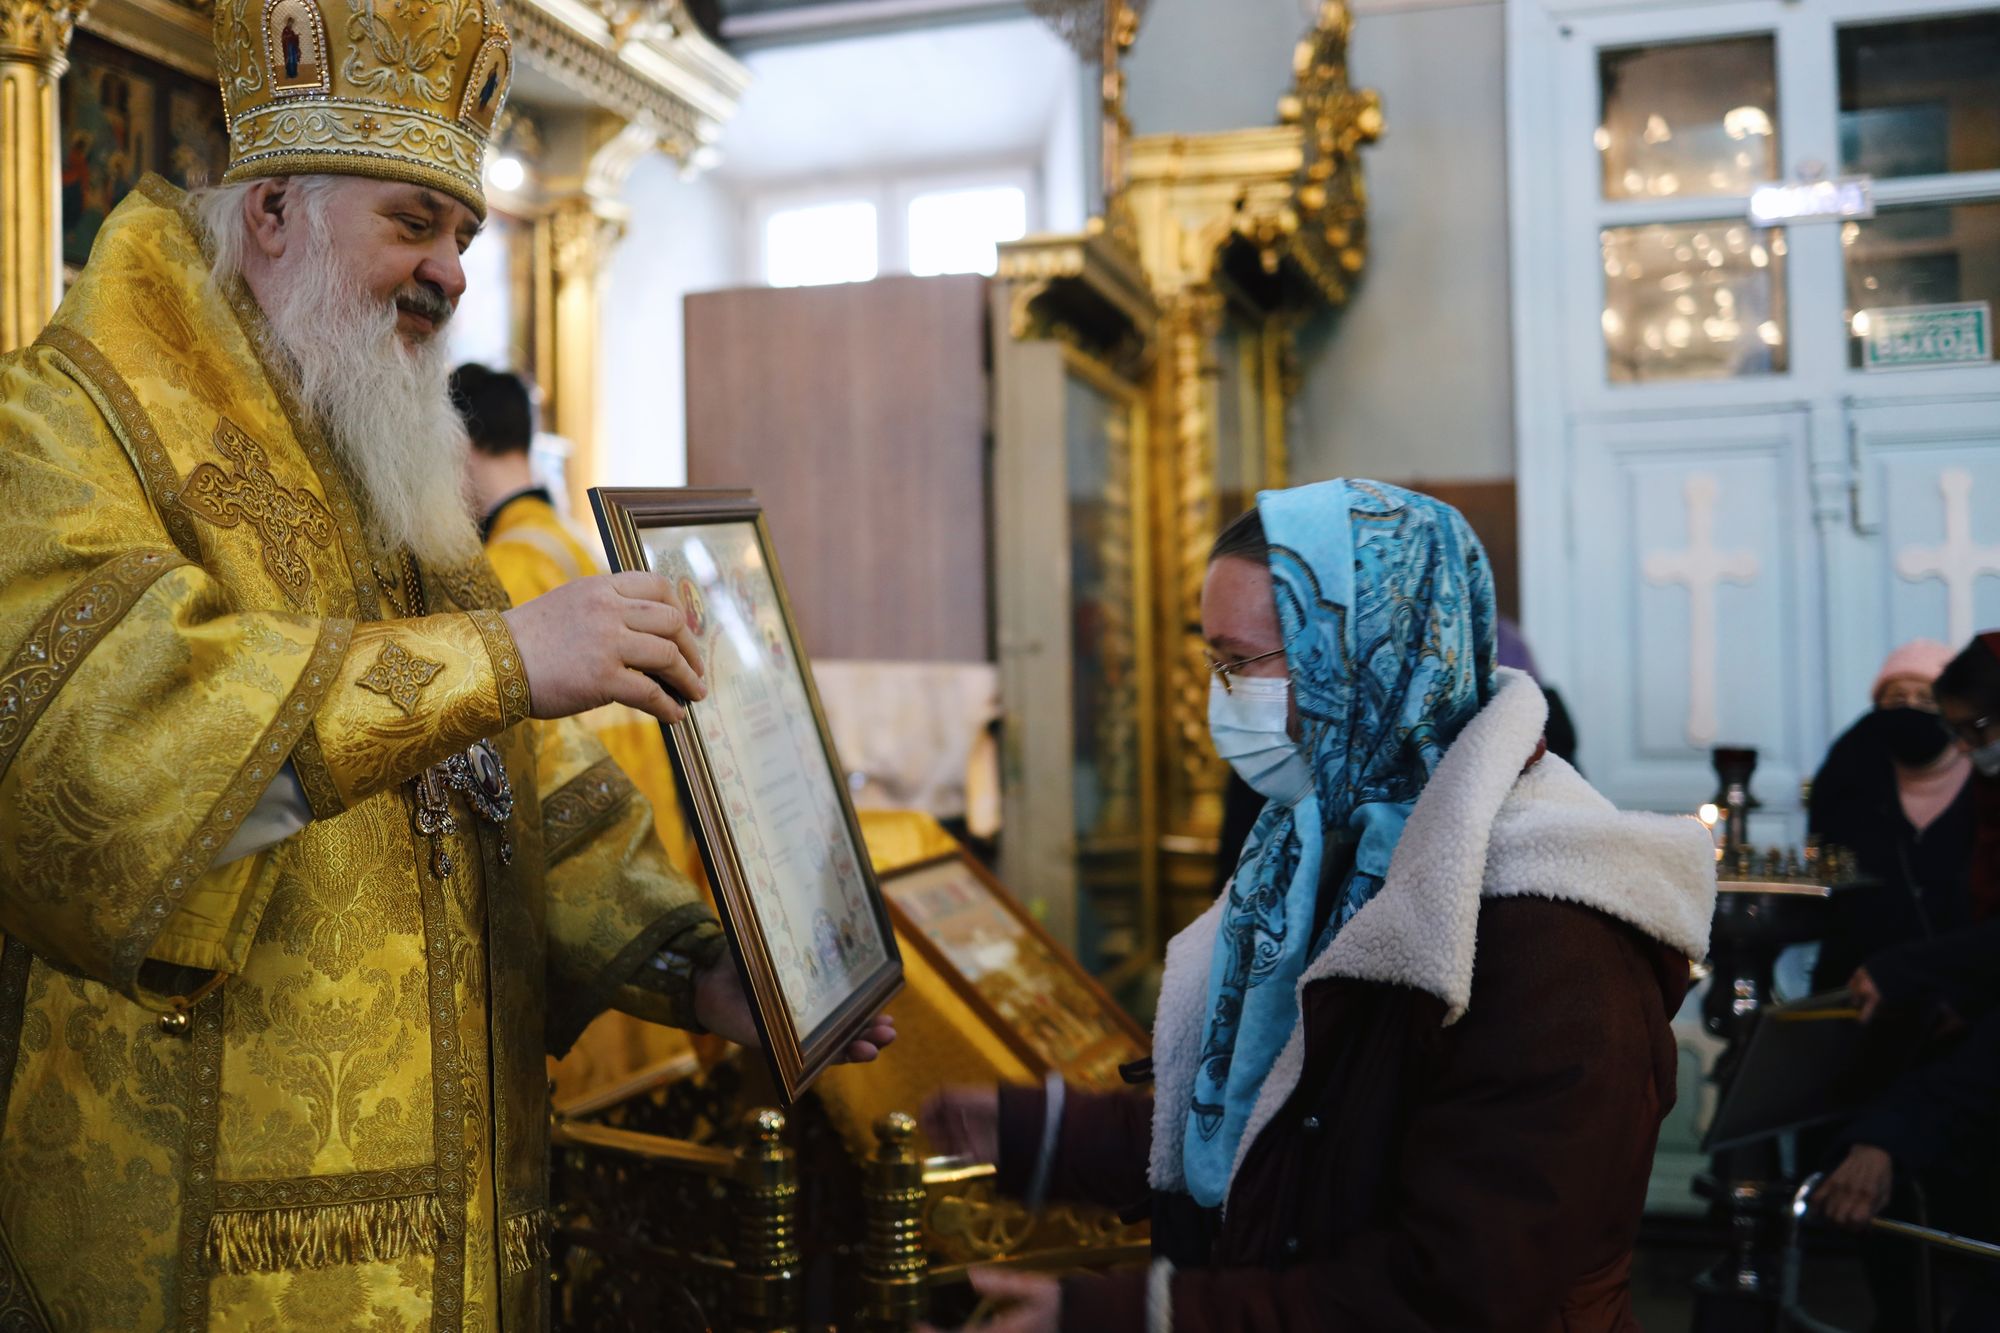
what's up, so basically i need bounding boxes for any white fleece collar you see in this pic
[1148,669,1717,1198]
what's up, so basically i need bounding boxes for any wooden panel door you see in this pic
[1831,397,2000,709]
[1571,408,1818,822]
[684,275,991,662]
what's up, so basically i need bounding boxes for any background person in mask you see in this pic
[1806,640,1974,993]
[1937,632,2000,920]
[1808,633,2000,1330]
[919,481,1716,1333]
[1840,631,2000,1023]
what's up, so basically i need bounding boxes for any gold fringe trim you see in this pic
[502,1209,551,1276]
[206,1193,445,1275]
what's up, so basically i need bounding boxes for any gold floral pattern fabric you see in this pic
[0,181,713,1331]
[541,757,636,864]
[315,615,513,808]
[0,548,189,780]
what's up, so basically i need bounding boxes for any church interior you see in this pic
[4,0,2000,1327]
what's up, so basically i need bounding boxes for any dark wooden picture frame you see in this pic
[882,850,1149,1089]
[591,487,902,1101]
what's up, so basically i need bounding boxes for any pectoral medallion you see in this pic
[413,737,515,877]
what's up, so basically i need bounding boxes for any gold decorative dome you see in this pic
[213,0,513,218]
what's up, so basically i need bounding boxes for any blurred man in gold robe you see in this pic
[453,363,723,1094]
[0,0,890,1327]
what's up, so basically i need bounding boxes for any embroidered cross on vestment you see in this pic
[178,417,337,602]
[358,641,445,715]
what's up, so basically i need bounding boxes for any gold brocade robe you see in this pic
[481,494,721,1099]
[0,179,720,1331]
[484,494,703,887]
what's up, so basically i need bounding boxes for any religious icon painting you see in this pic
[458,37,511,134]
[591,488,902,1102]
[677,575,707,637]
[262,0,329,95]
[881,851,1149,1091]
[60,36,153,266]
[59,34,230,270]
[167,88,229,189]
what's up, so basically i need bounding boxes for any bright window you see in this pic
[907,186,1029,277]
[764,200,878,288]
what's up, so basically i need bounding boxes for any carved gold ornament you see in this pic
[0,0,92,68]
[1276,0,1382,304]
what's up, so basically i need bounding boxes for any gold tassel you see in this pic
[502,1208,551,1276]
[206,1193,446,1275]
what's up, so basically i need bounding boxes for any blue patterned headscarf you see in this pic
[1183,480,1498,1207]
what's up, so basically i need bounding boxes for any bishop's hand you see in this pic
[502,572,707,724]
[693,959,897,1062]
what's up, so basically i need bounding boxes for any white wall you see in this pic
[601,155,741,487]
[1122,0,1515,486]
[1041,55,1088,234]
[596,17,1085,488]
[1291,0,1513,485]
[717,16,1084,267]
[716,19,1076,186]
[1124,0,1307,135]
[451,220,515,369]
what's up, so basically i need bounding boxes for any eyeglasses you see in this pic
[1950,714,1997,746]
[1206,646,1285,693]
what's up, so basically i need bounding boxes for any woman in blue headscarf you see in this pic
[924,481,1718,1333]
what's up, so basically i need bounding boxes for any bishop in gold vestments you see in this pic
[0,0,739,1321]
[0,176,727,1330]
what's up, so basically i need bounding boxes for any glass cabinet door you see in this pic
[1578,4,2000,390]
[1599,37,1779,201]
[1593,32,1792,383]
[1065,370,1142,853]
[1602,221,1789,381]
[1060,353,1155,980]
[1837,11,2000,368]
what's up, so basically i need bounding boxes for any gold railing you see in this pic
[551,1106,1147,1332]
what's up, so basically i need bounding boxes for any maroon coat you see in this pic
[996,897,1690,1333]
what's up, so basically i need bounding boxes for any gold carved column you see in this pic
[539,190,626,516]
[1121,2,1381,933]
[1123,129,1301,918]
[990,0,1381,979]
[0,0,87,352]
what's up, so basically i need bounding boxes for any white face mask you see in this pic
[1974,737,2000,779]
[1208,675,1313,806]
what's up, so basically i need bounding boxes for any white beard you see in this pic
[256,192,481,571]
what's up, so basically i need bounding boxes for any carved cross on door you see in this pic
[179,417,337,603]
[1895,468,2000,648]
[1643,473,1760,748]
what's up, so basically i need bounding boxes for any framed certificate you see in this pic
[591,487,902,1101]
[882,851,1148,1089]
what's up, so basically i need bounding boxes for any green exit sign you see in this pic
[1863,302,1992,371]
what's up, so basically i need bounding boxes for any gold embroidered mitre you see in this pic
[213,0,512,218]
